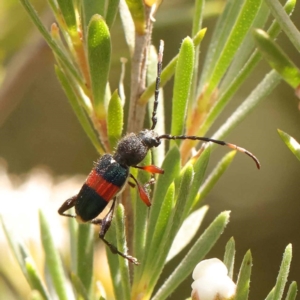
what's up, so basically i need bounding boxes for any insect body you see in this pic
[58,40,260,265]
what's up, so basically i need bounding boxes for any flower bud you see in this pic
[191,258,236,300]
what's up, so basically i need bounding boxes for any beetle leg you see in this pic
[133,165,164,174]
[91,198,139,265]
[128,181,136,188]
[58,195,77,218]
[130,174,151,207]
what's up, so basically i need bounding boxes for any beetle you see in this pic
[58,40,260,265]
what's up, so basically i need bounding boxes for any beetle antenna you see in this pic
[151,40,164,130]
[158,134,261,169]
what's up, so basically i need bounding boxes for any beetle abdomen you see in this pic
[75,154,129,222]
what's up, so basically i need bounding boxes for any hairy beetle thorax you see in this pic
[113,130,160,166]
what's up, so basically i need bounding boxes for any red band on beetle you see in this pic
[86,169,120,202]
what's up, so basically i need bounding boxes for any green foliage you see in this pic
[278,129,300,161]
[2,0,299,299]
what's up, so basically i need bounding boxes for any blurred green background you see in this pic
[1,0,300,299]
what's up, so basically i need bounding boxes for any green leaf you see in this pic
[105,215,122,300]
[171,37,195,141]
[273,244,293,300]
[133,146,181,285]
[205,0,262,97]
[25,257,51,300]
[183,146,210,217]
[71,273,89,300]
[68,211,78,273]
[56,0,77,36]
[220,2,270,92]
[193,150,236,210]
[198,0,244,91]
[133,151,152,262]
[167,206,208,263]
[146,45,166,166]
[82,0,105,33]
[278,129,300,161]
[190,0,204,101]
[198,0,296,138]
[87,15,111,119]
[264,0,300,53]
[235,250,252,300]
[55,66,104,154]
[39,210,69,300]
[114,205,131,300]
[142,183,175,274]
[145,146,181,244]
[107,90,123,149]
[147,164,195,293]
[139,29,206,105]
[106,0,120,28]
[0,215,29,277]
[212,70,280,144]
[285,281,298,300]
[125,0,145,34]
[152,211,231,300]
[119,0,135,55]
[223,237,236,279]
[253,29,300,88]
[19,0,84,86]
[77,224,94,296]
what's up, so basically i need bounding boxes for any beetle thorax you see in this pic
[113,130,160,166]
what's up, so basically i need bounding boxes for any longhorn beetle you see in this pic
[58,40,260,265]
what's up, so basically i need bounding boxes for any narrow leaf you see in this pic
[134,147,181,284]
[147,45,165,167]
[139,29,206,105]
[167,206,208,262]
[220,2,270,91]
[171,37,195,141]
[278,129,300,161]
[71,273,89,300]
[119,0,135,55]
[55,66,104,154]
[107,90,123,149]
[82,0,105,32]
[56,0,77,36]
[87,15,111,119]
[105,216,122,300]
[193,150,236,210]
[264,0,300,53]
[183,146,210,217]
[133,151,152,262]
[77,224,94,296]
[273,244,293,300]
[1,215,29,277]
[152,211,231,300]
[106,0,120,28]
[204,0,262,98]
[212,70,280,143]
[235,250,252,300]
[197,0,297,139]
[223,237,236,279]
[146,146,181,244]
[39,210,69,300]
[19,0,84,85]
[125,0,145,34]
[143,183,175,275]
[198,0,242,91]
[25,257,51,300]
[253,29,300,88]
[146,164,194,294]
[285,281,298,300]
[115,205,131,300]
